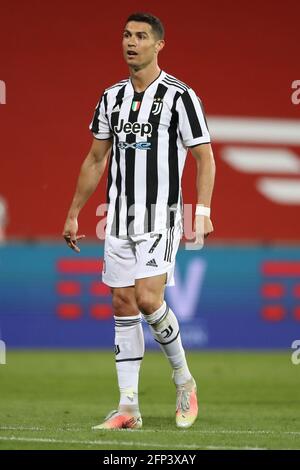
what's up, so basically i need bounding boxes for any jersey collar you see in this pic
[129,70,166,94]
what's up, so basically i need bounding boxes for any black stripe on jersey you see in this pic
[168,226,175,261]
[90,93,104,134]
[144,83,168,233]
[162,78,187,94]
[181,91,203,138]
[164,228,170,261]
[165,75,190,91]
[126,91,144,235]
[164,227,174,262]
[103,93,109,121]
[198,97,210,132]
[106,146,113,204]
[164,229,168,260]
[167,91,181,227]
[110,85,126,236]
[105,79,129,92]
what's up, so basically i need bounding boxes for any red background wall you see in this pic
[0,0,299,240]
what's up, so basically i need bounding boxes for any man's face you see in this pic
[122,21,164,70]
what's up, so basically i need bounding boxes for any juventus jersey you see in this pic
[89,70,211,237]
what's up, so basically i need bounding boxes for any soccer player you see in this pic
[62,12,215,430]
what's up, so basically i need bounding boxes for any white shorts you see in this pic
[102,223,182,288]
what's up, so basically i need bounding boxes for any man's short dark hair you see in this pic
[125,12,164,40]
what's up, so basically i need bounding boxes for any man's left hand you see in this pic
[193,216,214,245]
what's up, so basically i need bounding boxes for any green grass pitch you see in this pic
[0,350,299,450]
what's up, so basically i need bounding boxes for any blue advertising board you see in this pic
[0,243,299,349]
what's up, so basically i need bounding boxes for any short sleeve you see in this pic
[176,88,211,147]
[89,93,112,140]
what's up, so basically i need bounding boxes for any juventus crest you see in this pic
[152,97,163,115]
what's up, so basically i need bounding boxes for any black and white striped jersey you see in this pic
[89,70,210,237]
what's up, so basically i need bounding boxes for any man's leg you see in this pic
[112,287,144,414]
[135,274,198,428]
[93,234,144,430]
[93,286,144,430]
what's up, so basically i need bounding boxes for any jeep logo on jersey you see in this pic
[114,119,152,137]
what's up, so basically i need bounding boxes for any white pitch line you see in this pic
[123,429,300,436]
[0,426,45,431]
[1,426,300,436]
[0,436,266,450]
[206,446,267,450]
[0,435,169,448]
[0,425,82,432]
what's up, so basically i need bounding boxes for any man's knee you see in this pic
[135,291,163,315]
[135,274,166,315]
[111,288,139,316]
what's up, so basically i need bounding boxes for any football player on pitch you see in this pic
[63,12,215,429]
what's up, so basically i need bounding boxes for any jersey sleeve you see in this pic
[89,93,112,140]
[176,88,211,147]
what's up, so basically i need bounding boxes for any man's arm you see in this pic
[62,138,112,252]
[189,143,216,242]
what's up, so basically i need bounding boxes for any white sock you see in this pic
[114,314,144,411]
[143,302,192,385]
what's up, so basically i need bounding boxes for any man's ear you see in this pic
[156,40,165,54]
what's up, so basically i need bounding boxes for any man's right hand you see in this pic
[62,217,85,253]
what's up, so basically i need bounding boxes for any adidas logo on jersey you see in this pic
[146,258,158,267]
[114,119,152,137]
